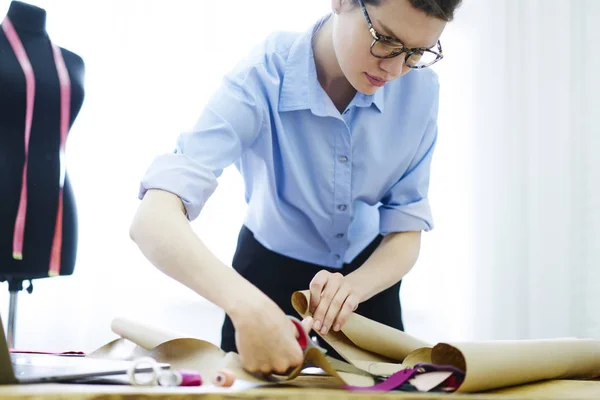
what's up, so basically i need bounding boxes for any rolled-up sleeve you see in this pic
[138,68,265,221]
[379,108,438,235]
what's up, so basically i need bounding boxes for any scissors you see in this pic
[288,315,327,354]
[259,316,328,380]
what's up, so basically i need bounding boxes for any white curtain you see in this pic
[1,0,598,352]
[414,0,600,341]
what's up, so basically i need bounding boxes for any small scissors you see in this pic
[261,316,327,380]
[288,315,327,354]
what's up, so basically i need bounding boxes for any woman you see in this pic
[130,0,461,375]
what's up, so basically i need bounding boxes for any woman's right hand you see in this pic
[230,296,312,375]
[131,191,311,373]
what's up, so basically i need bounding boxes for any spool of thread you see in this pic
[127,357,162,386]
[213,369,235,387]
[157,370,182,387]
[156,369,203,387]
[179,370,203,386]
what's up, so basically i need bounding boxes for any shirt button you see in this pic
[339,156,348,163]
[337,204,347,212]
[336,233,345,238]
[334,254,341,260]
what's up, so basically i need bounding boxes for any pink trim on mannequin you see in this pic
[48,43,70,277]
[2,18,35,262]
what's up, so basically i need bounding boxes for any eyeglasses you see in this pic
[357,0,443,69]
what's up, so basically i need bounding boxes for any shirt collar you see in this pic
[279,15,385,116]
[353,89,385,113]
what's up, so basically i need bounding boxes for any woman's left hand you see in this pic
[308,270,362,335]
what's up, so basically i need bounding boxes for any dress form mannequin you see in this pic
[0,1,85,347]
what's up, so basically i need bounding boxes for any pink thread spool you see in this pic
[213,369,235,387]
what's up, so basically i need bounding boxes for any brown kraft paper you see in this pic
[291,290,431,376]
[431,339,600,393]
[89,317,375,388]
[292,290,600,393]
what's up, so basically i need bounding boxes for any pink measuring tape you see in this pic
[2,17,71,276]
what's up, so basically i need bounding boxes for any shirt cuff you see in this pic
[379,198,434,235]
[138,153,219,221]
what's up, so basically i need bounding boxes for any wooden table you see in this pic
[1,379,599,399]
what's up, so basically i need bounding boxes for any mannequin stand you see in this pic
[4,279,33,349]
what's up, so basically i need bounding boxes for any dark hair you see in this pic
[354,0,462,22]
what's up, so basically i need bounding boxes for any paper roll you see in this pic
[291,290,428,376]
[431,339,600,393]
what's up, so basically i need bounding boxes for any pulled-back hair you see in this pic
[353,0,462,22]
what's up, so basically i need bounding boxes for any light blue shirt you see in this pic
[139,16,440,269]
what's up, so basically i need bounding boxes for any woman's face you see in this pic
[331,0,447,95]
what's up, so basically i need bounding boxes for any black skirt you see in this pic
[220,225,404,357]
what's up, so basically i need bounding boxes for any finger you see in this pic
[309,271,329,313]
[269,330,304,376]
[322,284,350,335]
[282,333,305,367]
[272,359,292,375]
[271,341,304,374]
[241,355,259,374]
[259,363,273,375]
[288,344,304,367]
[333,292,359,332]
[300,316,314,334]
[313,273,343,334]
[245,364,259,374]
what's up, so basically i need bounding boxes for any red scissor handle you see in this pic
[289,316,308,350]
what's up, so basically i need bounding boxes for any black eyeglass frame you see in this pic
[357,0,444,69]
